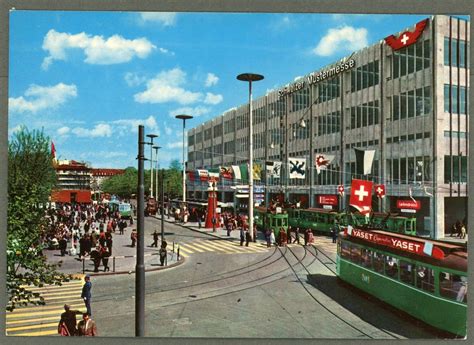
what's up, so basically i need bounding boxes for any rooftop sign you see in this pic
[278,58,356,98]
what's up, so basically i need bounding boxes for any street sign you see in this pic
[397,200,421,210]
[318,195,338,205]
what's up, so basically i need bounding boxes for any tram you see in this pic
[285,208,416,236]
[109,199,132,219]
[336,227,467,336]
[254,206,289,238]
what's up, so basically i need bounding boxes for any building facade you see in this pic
[187,15,469,239]
[51,159,93,203]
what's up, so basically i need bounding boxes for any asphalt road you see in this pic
[81,217,445,339]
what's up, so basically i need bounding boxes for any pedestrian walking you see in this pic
[293,227,300,244]
[159,245,167,266]
[460,223,467,239]
[81,275,92,316]
[265,229,271,247]
[100,245,110,272]
[287,226,292,244]
[59,236,68,256]
[58,304,82,336]
[245,230,251,247]
[240,227,245,246]
[77,313,97,336]
[270,229,276,246]
[130,229,137,247]
[152,230,159,247]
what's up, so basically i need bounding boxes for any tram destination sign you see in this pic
[318,195,338,206]
[345,227,444,259]
[278,59,356,98]
[397,200,421,210]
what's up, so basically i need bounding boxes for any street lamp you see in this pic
[147,134,158,198]
[153,145,161,207]
[175,114,193,222]
[237,73,264,242]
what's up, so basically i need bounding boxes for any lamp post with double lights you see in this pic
[237,73,264,241]
[147,134,158,198]
[175,114,193,222]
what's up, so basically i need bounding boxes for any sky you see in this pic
[8,11,447,169]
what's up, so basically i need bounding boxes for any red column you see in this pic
[205,190,220,228]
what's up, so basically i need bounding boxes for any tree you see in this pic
[7,127,70,312]
[101,167,138,198]
[167,159,183,199]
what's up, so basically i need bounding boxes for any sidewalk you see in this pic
[44,223,183,277]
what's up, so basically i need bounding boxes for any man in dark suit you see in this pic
[81,275,92,316]
[58,304,82,336]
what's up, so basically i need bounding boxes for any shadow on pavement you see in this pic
[307,274,455,339]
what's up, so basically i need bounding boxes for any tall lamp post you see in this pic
[175,114,193,222]
[153,145,161,207]
[147,134,158,198]
[237,73,264,241]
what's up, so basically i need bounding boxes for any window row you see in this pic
[291,88,310,112]
[444,37,468,68]
[236,113,250,131]
[351,60,379,92]
[392,86,431,120]
[444,131,467,139]
[317,77,340,103]
[224,141,235,154]
[344,160,379,184]
[318,111,341,136]
[444,155,468,184]
[316,145,340,153]
[340,242,467,303]
[225,119,235,134]
[253,107,267,124]
[269,98,287,118]
[386,156,431,184]
[392,39,430,79]
[204,128,212,141]
[386,132,430,143]
[350,100,379,129]
[444,85,468,114]
[214,124,223,138]
[236,137,249,153]
[252,132,266,150]
[345,140,379,149]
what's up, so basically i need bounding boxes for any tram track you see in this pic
[281,244,402,339]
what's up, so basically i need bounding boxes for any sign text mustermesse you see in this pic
[278,59,356,98]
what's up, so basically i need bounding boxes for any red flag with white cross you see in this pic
[384,19,429,51]
[349,179,373,215]
[337,185,345,196]
[374,184,386,198]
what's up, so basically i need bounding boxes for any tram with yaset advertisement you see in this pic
[336,226,467,337]
[254,206,289,238]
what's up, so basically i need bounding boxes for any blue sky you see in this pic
[8,11,442,169]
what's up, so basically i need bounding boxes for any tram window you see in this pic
[416,266,435,293]
[351,246,362,264]
[439,272,468,303]
[400,260,415,286]
[341,242,351,259]
[385,256,399,279]
[373,252,384,274]
[360,249,372,268]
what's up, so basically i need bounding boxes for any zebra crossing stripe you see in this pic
[7,322,58,332]
[191,241,216,251]
[9,329,58,336]
[183,243,205,253]
[213,240,264,253]
[205,241,242,253]
[6,303,86,319]
[6,315,61,326]
[227,242,267,252]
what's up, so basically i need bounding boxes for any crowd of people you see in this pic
[42,201,133,272]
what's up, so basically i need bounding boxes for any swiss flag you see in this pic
[374,184,386,198]
[385,19,428,51]
[349,179,373,215]
[51,141,56,159]
[337,185,345,195]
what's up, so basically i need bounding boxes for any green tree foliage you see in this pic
[101,167,138,197]
[7,127,70,312]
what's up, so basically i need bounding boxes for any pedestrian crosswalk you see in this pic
[177,239,270,257]
[6,276,87,336]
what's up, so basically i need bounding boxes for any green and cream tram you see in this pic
[337,227,467,336]
[254,206,288,238]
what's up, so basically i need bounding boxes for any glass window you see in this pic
[408,90,415,118]
[451,40,458,66]
[360,248,372,268]
[351,245,362,264]
[444,84,450,112]
[373,252,384,273]
[460,86,466,114]
[407,45,415,74]
[351,70,356,92]
[356,106,362,128]
[362,64,368,89]
[393,95,399,120]
[385,256,399,279]
[439,272,468,303]
[415,88,423,116]
[424,39,430,69]
[393,52,399,79]
[461,156,468,183]
[424,86,431,114]
[368,62,374,86]
[400,49,407,76]
[459,40,466,68]
[452,85,458,113]
[416,266,435,293]
[400,260,415,285]
[341,241,351,260]
[374,60,379,85]
[362,105,368,127]
[444,37,450,65]
[444,156,451,183]
[393,158,399,184]
[400,93,407,119]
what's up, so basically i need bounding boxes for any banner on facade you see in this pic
[266,161,282,178]
[289,158,306,179]
[252,163,262,180]
[349,179,373,215]
[219,166,233,179]
[315,153,335,174]
[354,148,376,175]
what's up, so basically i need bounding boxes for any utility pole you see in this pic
[161,169,165,239]
[136,125,145,337]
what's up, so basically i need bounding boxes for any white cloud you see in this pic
[57,126,70,135]
[169,106,210,117]
[72,123,112,138]
[205,73,219,87]
[112,115,159,135]
[9,83,77,113]
[42,29,156,69]
[8,125,23,137]
[313,26,368,57]
[158,47,174,55]
[164,124,173,135]
[134,68,202,105]
[167,142,183,149]
[124,72,147,87]
[204,92,223,105]
[139,12,177,26]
